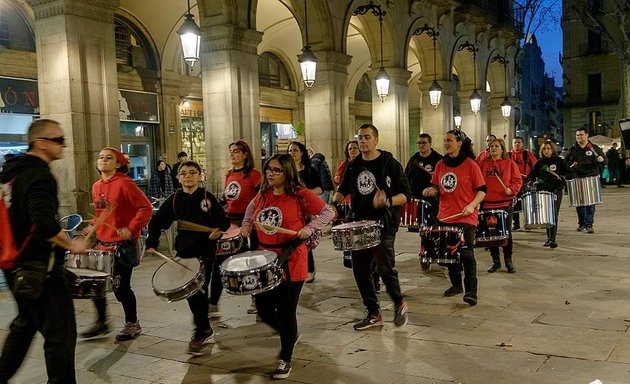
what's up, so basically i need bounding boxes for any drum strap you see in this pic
[275,238,304,267]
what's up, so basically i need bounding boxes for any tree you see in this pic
[514,0,562,44]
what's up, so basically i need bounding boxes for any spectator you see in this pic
[307,147,334,203]
[171,151,188,189]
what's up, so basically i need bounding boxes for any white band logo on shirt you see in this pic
[425,164,433,172]
[550,164,557,171]
[256,207,283,234]
[440,172,457,193]
[357,170,376,195]
[225,181,241,200]
[200,198,211,212]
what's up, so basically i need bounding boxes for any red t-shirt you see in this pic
[92,173,152,242]
[478,158,523,209]
[224,169,262,215]
[431,157,485,226]
[252,188,325,281]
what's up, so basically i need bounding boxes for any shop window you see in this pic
[354,73,372,102]
[258,52,293,90]
[114,18,157,70]
[0,3,35,52]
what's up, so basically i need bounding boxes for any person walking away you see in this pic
[308,147,334,203]
[478,138,522,273]
[564,128,606,233]
[333,124,412,330]
[606,143,623,187]
[80,147,152,341]
[509,136,537,231]
[0,119,88,384]
[527,141,574,248]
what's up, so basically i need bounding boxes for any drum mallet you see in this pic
[149,250,195,273]
[438,212,465,222]
[254,222,298,236]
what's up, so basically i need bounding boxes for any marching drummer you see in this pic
[81,147,152,341]
[240,153,334,379]
[209,140,262,318]
[423,129,486,306]
[564,128,606,233]
[509,136,537,231]
[478,138,522,273]
[146,161,231,356]
[332,123,411,330]
[405,133,443,269]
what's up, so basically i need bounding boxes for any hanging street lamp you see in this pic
[297,0,318,88]
[353,1,389,102]
[457,41,481,115]
[413,24,442,109]
[177,0,202,69]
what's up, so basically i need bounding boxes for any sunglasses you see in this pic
[38,136,66,145]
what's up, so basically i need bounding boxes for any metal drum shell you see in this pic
[64,250,115,275]
[567,176,603,207]
[475,209,509,246]
[522,191,556,229]
[67,268,111,299]
[219,251,282,295]
[331,220,381,251]
[151,258,206,303]
[419,226,463,264]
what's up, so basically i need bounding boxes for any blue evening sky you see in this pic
[535,13,563,86]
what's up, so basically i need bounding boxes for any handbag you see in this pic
[13,260,49,300]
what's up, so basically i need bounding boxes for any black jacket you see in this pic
[310,153,334,191]
[0,154,62,263]
[527,156,574,193]
[405,149,443,198]
[565,141,605,177]
[146,187,230,258]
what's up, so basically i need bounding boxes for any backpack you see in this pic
[0,179,33,269]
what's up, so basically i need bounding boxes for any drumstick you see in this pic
[254,221,299,236]
[87,214,117,231]
[545,167,562,180]
[177,220,219,233]
[84,202,117,240]
[150,249,195,273]
[495,173,508,190]
[438,212,464,222]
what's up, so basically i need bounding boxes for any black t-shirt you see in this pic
[405,149,443,198]
[299,165,323,191]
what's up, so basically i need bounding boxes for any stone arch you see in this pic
[258,49,299,91]
[1,0,35,52]
[114,9,161,71]
[406,17,444,85]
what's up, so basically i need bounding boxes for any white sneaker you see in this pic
[208,304,220,318]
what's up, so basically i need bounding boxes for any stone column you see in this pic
[371,67,410,161]
[304,50,352,171]
[420,78,456,150]
[201,25,263,194]
[458,89,489,156]
[27,0,120,215]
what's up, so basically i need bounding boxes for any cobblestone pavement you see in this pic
[1,188,630,383]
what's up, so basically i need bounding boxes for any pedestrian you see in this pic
[333,141,360,188]
[423,129,486,306]
[288,141,322,283]
[0,119,88,383]
[475,134,496,163]
[527,141,573,248]
[146,161,231,356]
[80,147,153,341]
[606,143,623,187]
[171,151,188,189]
[564,128,606,233]
[333,123,412,330]
[148,159,175,199]
[478,138,522,273]
[509,136,537,231]
[307,146,334,203]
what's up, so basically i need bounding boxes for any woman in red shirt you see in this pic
[241,154,334,379]
[81,147,152,341]
[333,140,360,188]
[478,138,522,273]
[423,130,486,306]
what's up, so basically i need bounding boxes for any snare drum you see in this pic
[567,176,603,207]
[216,224,244,256]
[476,210,509,247]
[331,220,381,251]
[220,250,282,295]
[65,249,115,275]
[419,226,463,264]
[151,258,205,303]
[400,199,432,229]
[67,268,111,299]
[522,191,555,229]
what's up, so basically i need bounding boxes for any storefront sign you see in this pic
[180,99,203,118]
[118,89,159,123]
[0,77,39,115]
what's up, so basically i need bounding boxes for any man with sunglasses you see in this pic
[0,119,88,383]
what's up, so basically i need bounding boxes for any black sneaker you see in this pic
[576,226,584,232]
[543,240,551,247]
[463,293,477,306]
[549,242,558,249]
[443,286,463,297]
[586,227,594,234]
[80,321,111,339]
[353,312,384,330]
[272,359,292,379]
[188,330,214,356]
[393,301,408,327]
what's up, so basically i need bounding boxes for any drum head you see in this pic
[221,250,277,272]
[222,224,241,239]
[67,268,109,277]
[332,220,377,230]
[153,258,200,290]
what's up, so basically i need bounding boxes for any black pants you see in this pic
[546,191,563,242]
[93,258,137,323]
[208,254,227,306]
[351,233,403,315]
[307,250,315,273]
[188,256,212,338]
[489,206,514,259]
[255,280,304,362]
[0,265,77,384]
[444,223,477,296]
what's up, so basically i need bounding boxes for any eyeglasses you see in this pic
[38,136,65,145]
[265,167,284,175]
[178,170,199,177]
[417,141,430,145]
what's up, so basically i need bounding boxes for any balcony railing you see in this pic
[458,0,523,32]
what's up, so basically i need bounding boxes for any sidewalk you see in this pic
[1,188,630,383]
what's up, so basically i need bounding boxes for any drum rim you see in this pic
[219,250,278,272]
[420,226,463,233]
[151,259,204,299]
[332,220,378,229]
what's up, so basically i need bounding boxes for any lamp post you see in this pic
[353,1,389,102]
[177,0,202,70]
[413,24,442,109]
[297,0,318,88]
[457,41,481,115]
[491,54,512,119]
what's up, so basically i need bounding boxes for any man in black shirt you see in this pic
[333,124,412,331]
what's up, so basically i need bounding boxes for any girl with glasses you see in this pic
[240,154,334,379]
